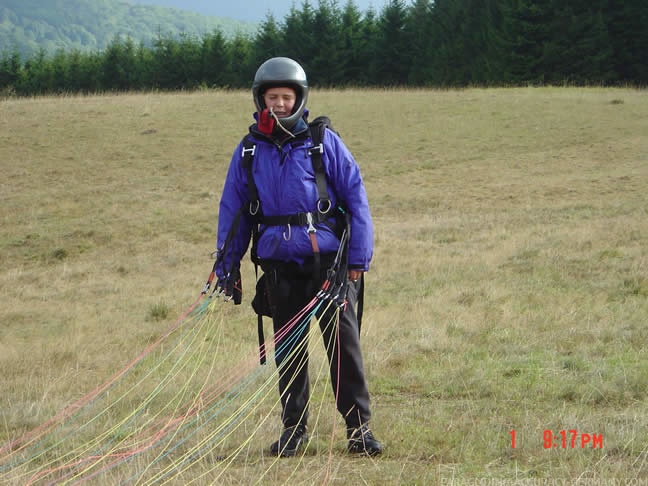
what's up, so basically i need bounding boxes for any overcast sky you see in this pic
[128,0,393,23]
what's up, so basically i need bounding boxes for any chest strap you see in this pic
[240,128,331,223]
[260,208,334,227]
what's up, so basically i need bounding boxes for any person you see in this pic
[213,57,382,457]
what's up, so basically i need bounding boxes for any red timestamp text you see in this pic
[509,430,603,449]
[543,429,603,449]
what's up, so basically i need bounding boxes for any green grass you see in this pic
[0,88,647,484]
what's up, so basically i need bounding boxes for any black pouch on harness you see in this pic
[251,273,273,318]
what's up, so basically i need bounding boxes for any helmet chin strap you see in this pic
[259,108,296,138]
[270,108,296,138]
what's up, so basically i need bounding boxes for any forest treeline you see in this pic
[1,0,646,96]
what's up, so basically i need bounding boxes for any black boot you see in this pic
[270,425,309,457]
[347,424,383,456]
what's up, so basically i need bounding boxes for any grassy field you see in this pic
[0,87,647,484]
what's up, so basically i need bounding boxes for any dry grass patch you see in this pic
[1,88,647,483]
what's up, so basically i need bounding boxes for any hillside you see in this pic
[0,0,257,58]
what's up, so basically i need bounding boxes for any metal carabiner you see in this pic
[249,200,260,216]
[317,199,332,215]
[283,224,292,241]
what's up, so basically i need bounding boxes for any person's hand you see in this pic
[348,270,363,283]
[217,267,242,304]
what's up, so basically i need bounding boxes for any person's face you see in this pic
[263,87,296,117]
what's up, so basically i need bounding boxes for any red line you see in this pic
[1,294,205,459]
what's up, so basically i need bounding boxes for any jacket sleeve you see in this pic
[322,129,374,271]
[215,142,253,278]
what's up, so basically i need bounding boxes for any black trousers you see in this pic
[261,258,371,430]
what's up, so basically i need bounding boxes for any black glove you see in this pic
[217,266,242,304]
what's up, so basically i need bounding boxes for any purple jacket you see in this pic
[215,114,373,278]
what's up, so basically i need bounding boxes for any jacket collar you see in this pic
[249,111,310,145]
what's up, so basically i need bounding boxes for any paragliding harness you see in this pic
[203,116,364,364]
[243,116,364,364]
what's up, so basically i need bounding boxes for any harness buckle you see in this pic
[242,144,256,157]
[306,212,317,234]
[309,143,324,155]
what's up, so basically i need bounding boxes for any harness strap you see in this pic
[241,139,260,214]
[308,140,331,211]
[306,212,321,284]
[240,123,346,365]
[260,208,334,226]
[257,304,266,365]
[241,122,332,224]
[357,273,365,333]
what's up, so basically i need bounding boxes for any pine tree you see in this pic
[338,1,366,84]
[309,0,345,86]
[376,0,410,85]
[249,14,284,70]
[101,36,138,91]
[224,33,253,88]
[501,0,554,84]
[568,5,614,84]
[0,50,22,92]
[356,8,380,85]
[30,48,56,94]
[406,0,435,85]
[604,0,648,84]
[281,3,317,69]
[201,29,228,88]
[427,0,469,85]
